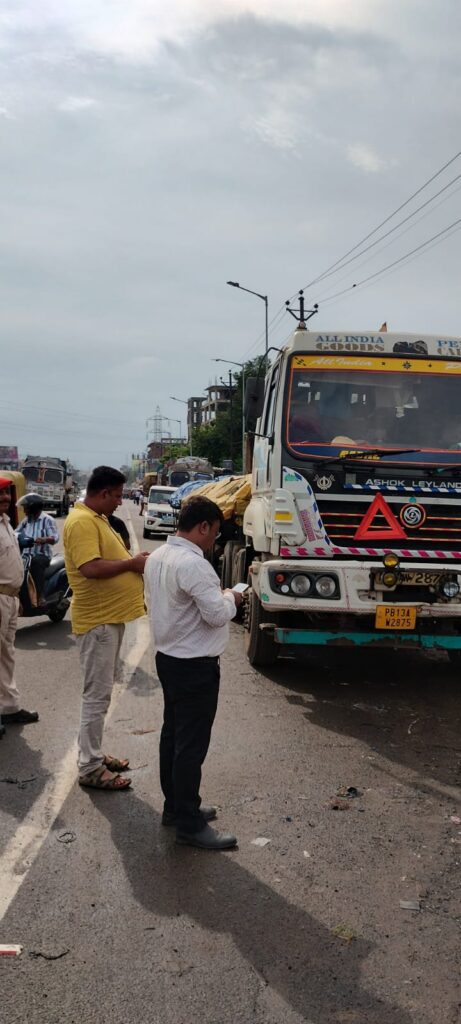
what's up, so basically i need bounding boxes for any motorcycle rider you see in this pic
[15,494,59,606]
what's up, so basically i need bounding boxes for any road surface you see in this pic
[1,501,459,1023]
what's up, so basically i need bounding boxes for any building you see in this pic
[201,383,236,426]
[187,397,205,438]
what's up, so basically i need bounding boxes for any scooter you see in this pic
[19,550,71,623]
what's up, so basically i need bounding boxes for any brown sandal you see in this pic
[79,765,132,790]
[103,754,130,772]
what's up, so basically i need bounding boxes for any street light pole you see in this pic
[213,358,245,471]
[227,281,268,357]
[170,397,192,455]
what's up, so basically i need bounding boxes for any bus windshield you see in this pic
[286,356,461,454]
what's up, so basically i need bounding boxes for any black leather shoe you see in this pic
[176,824,237,850]
[162,805,217,828]
[2,709,39,724]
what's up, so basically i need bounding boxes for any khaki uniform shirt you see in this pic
[0,514,24,590]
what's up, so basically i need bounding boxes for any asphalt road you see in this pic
[1,501,460,1023]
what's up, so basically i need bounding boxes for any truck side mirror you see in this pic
[244,377,265,431]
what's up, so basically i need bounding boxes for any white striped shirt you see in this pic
[15,512,59,560]
[145,535,236,658]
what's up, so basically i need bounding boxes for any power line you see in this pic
[309,169,461,290]
[300,150,461,294]
[319,216,461,305]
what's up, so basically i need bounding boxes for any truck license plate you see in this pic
[375,605,417,630]
[374,571,442,586]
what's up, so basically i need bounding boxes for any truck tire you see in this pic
[56,503,62,518]
[244,587,279,667]
[221,540,240,589]
[143,527,149,539]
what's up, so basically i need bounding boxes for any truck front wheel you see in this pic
[244,587,279,667]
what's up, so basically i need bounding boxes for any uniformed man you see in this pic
[0,477,39,727]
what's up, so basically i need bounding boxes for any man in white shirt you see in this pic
[145,495,242,850]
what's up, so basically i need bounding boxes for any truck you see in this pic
[21,455,73,516]
[165,456,214,488]
[213,322,461,666]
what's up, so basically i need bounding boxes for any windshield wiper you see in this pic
[313,448,421,466]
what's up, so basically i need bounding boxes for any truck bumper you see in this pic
[271,628,461,650]
[252,558,461,651]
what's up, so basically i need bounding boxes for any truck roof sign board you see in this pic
[0,445,19,469]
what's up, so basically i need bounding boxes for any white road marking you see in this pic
[0,612,151,923]
[124,502,140,556]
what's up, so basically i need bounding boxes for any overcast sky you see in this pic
[1,0,460,469]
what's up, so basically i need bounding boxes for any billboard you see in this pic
[0,445,19,470]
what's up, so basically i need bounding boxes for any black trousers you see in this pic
[155,651,220,835]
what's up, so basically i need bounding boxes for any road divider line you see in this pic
[0,615,151,923]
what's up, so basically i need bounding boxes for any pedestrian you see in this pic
[144,495,242,850]
[63,466,148,791]
[15,493,59,605]
[0,477,39,727]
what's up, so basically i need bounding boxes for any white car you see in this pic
[143,486,176,537]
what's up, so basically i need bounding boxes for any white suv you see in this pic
[143,486,176,538]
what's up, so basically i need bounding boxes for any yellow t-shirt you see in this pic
[63,503,145,634]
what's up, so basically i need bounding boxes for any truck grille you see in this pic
[317,497,461,559]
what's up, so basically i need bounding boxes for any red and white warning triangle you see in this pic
[354,493,407,541]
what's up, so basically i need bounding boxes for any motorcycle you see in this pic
[18,547,71,623]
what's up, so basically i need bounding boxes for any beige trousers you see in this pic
[76,623,125,777]
[0,594,20,714]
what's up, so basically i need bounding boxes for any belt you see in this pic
[0,584,20,597]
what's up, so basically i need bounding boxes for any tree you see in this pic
[191,354,269,471]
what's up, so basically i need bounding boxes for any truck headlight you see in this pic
[440,580,460,599]
[314,575,337,598]
[290,574,312,596]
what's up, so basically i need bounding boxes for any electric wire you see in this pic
[298,150,461,294]
[313,181,461,305]
[318,217,461,305]
[307,169,461,290]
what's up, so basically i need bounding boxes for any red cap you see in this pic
[0,477,12,490]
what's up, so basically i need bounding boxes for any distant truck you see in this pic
[22,455,73,516]
[165,456,214,488]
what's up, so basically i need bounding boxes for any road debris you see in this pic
[330,798,351,811]
[251,837,271,847]
[303,850,311,858]
[130,728,156,735]
[1,776,37,789]
[336,786,362,799]
[450,815,461,825]
[56,831,77,844]
[29,949,70,961]
[408,718,419,735]
[0,945,22,957]
[332,924,356,942]
[399,900,421,911]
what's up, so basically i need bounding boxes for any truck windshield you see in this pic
[286,355,461,453]
[23,466,62,483]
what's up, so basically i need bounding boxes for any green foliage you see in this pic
[159,444,189,465]
[191,354,269,472]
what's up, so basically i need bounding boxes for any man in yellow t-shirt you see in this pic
[63,466,148,791]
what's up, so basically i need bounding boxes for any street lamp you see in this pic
[213,358,245,471]
[227,280,268,357]
[170,396,192,455]
[170,417,182,442]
